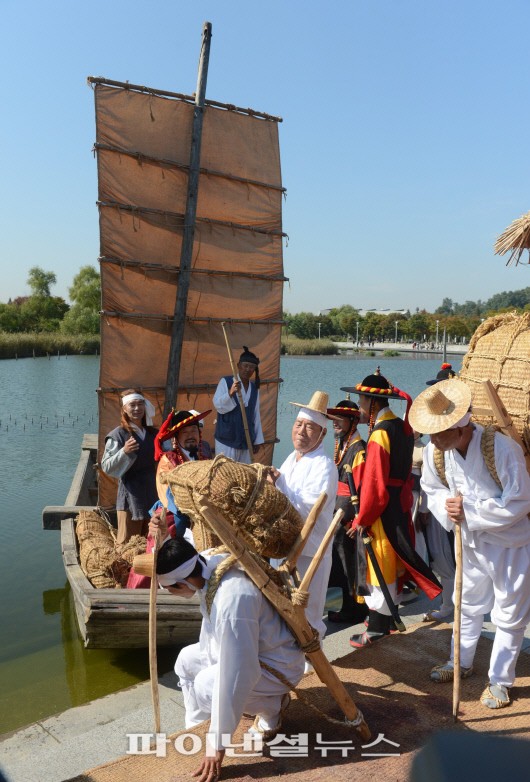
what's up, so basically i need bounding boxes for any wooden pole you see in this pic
[220,322,255,461]
[149,517,163,733]
[452,519,463,722]
[164,22,212,417]
[280,491,327,575]
[481,379,530,472]
[298,509,343,593]
[197,499,371,740]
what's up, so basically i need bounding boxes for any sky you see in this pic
[2,0,530,314]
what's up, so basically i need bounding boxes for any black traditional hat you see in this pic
[239,346,260,365]
[327,399,360,418]
[426,363,456,386]
[341,369,404,400]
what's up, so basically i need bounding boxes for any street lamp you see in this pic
[318,322,321,340]
[395,320,398,345]
[356,321,359,344]
[436,320,439,346]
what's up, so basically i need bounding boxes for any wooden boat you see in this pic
[42,23,286,649]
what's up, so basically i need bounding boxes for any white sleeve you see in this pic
[466,436,530,532]
[100,437,136,478]
[420,445,453,532]
[212,377,237,415]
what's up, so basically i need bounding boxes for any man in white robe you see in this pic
[154,535,305,782]
[409,378,530,709]
[269,391,338,644]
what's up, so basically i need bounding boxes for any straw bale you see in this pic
[162,454,303,557]
[76,511,146,589]
[460,311,530,453]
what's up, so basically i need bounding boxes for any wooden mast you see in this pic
[164,21,212,416]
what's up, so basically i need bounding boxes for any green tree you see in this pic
[19,295,69,332]
[27,267,57,297]
[68,265,101,310]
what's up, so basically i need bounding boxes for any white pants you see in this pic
[214,440,252,464]
[175,643,287,730]
[448,540,530,687]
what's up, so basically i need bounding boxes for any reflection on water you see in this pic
[0,352,462,734]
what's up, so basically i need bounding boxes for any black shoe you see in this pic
[349,631,387,648]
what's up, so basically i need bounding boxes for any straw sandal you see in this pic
[349,630,387,648]
[430,662,474,683]
[480,683,511,709]
[249,693,291,741]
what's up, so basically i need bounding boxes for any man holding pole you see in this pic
[409,378,530,709]
[213,345,264,463]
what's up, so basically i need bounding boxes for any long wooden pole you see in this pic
[149,519,163,733]
[452,519,463,722]
[164,22,212,417]
[220,322,255,461]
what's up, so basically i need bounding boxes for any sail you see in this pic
[91,80,286,508]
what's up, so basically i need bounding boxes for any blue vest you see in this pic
[215,376,258,450]
[106,426,157,518]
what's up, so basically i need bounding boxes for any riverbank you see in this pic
[0,333,99,359]
[334,341,468,356]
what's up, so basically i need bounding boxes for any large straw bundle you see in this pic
[76,510,117,588]
[460,312,530,453]
[161,455,303,557]
[76,511,146,588]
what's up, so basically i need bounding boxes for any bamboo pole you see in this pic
[220,322,255,461]
[164,22,212,417]
[280,491,327,575]
[197,499,371,740]
[149,516,163,733]
[453,518,463,722]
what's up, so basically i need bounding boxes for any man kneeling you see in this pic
[156,535,305,781]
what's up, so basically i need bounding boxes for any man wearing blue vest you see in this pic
[213,346,264,463]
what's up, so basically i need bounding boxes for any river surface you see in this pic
[0,352,461,734]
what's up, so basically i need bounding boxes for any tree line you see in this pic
[285,288,530,343]
[0,266,100,335]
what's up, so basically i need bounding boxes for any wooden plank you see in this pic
[43,506,95,530]
[481,379,530,473]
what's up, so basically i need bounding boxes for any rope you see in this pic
[433,448,449,488]
[480,425,502,490]
[259,660,365,729]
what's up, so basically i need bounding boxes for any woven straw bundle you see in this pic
[76,511,147,588]
[460,312,530,453]
[161,454,303,557]
[76,510,117,588]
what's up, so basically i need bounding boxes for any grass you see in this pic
[281,336,338,355]
[0,332,100,359]
[382,349,400,357]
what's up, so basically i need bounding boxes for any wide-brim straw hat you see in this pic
[290,391,338,420]
[408,378,472,435]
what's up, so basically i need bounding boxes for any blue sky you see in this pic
[2,0,530,314]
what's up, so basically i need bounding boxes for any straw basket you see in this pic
[460,312,530,453]
[161,455,303,558]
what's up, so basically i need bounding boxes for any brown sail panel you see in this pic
[92,82,285,507]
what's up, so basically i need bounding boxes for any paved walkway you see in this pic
[333,341,468,355]
[1,589,529,782]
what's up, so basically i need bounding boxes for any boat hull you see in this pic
[45,435,202,649]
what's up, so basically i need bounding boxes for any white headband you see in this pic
[449,411,472,430]
[122,393,156,426]
[297,408,327,429]
[157,554,198,587]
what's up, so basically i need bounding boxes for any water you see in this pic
[0,352,461,734]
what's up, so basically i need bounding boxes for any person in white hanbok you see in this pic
[268,392,338,645]
[152,532,304,782]
[409,379,530,710]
